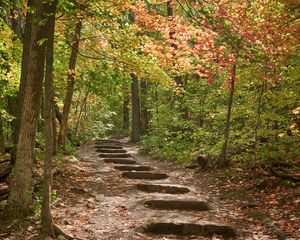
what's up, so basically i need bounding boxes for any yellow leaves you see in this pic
[68,68,76,75]
[292,106,300,115]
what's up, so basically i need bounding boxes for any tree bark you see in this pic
[0,0,24,41]
[7,96,18,143]
[6,0,48,219]
[0,111,4,153]
[52,107,57,156]
[10,0,34,164]
[123,95,129,134]
[219,64,236,167]
[131,73,141,143]
[58,21,82,147]
[41,0,58,236]
[140,80,149,134]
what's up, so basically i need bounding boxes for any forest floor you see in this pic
[0,139,299,240]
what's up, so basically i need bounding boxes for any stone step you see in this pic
[144,222,236,238]
[95,145,123,149]
[144,200,211,211]
[96,143,122,147]
[96,139,120,144]
[99,153,131,158]
[96,149,127,153]
[104,158,137,164]
[114,165,152,171]
[136,184,190,194]
[122,172,168,180]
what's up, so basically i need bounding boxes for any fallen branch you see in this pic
[269,168,300,182]
[54,224,74,240]
[0,185,8,200]
[0,161,11,179]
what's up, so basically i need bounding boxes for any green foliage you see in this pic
[141,60,300,167]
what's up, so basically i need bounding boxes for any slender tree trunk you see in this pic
[0,111,4,153]
[123,95,130,134]
[140,80,149,134]
[58,21,82,147]
[52,107,57,156]
[131,73,141,143]
[166,1,187,118]
[155,83,159,115]
[219,64,236,167]
[41,0,58,236]
[253,78,266,160]
[74,91,89,138]
[7,96,18,142]
[6,0,48,219]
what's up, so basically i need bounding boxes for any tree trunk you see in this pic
[219,64,236,167]
[131,73,141,143]
[58,21,82,147]
[0,111,4,153]
[140,80,149,134]
[74,90,89,138]
[10,0,33,164]
[7,96,18,143]
[41,0,58,236]
[123,95,129,134]
[0,0,24,41]
[6,0,48,219]
[52,107,57,156]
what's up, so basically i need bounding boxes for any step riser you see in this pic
[122,172,168,180]
[97,149,127,153]
[104,159,137,164]
[144,222,236,238]
[114,166,152,171]
[144,200,211,211]
[136,184,190,194]
[99,153,131,158]
[95,146,123,149]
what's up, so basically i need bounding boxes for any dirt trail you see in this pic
[51,140,286,240]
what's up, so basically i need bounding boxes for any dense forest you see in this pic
[0,0,299,239]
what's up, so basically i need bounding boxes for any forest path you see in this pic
[52,140,276,240]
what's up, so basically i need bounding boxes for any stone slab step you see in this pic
[104,159,137,164]
[95,145,123,149]
[122,172,168,180]
[99,153,131,158]
[114,165,152,171]
[136,184,190,194]
[144,199,211,211]
[96,149,127,153]
[144,222,236,238]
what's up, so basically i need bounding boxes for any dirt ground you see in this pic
[0,140,299,240]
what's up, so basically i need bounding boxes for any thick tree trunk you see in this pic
[140,80,149,134]
[10,0,34,164]
[0,112,4,153]
[6,0,48,219]
[131,74,141,143]
[41,0,58,236]
[219,64,236,167]
[123,95,129,133]
[58,21,82,147]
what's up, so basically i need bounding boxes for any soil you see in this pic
[0,139,299,240]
